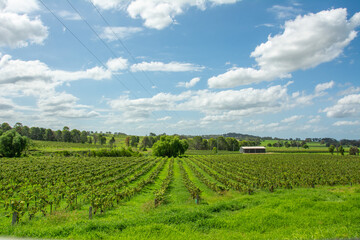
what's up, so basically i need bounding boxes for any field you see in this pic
[1,154,360,239]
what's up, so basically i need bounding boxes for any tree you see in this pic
[140,136,151,148]
[217,136,228,150]
[208,138,216,149]
[54,130,62,141]
[80,131,88,144]
[192,136,203,150]
[302,144,309,149]
[338,145,345,155]
[125,136,130,147]
[130,136,139,147]
[109,136,116,148]
[0,130,29,157]
[100,135,106,145]
[44,129,55,141]
[152,136,189,157]
[70,129,81,143]
[329,145,335,155]
[13,122,23,135]
[1,122,12,132]
[349,146,359,155]
[62,127,71,142]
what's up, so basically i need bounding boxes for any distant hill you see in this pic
[199,132,262,141]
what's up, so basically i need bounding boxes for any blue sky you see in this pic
[0,0,360,139]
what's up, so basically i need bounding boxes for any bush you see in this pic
[349,146,359,155]
[152,136,189,157]
[0,130,29,157]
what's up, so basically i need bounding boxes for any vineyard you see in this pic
[1,154,360,239]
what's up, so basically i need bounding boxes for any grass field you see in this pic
[1,154,360,239]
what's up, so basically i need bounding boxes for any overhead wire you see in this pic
[66,0,156,98]
[38,0,136,97]
[88,0,184,121]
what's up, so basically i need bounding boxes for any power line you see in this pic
[65,0,156,98]
[88,0,184,121]
[38,0,135,97]
[89,0,159,90]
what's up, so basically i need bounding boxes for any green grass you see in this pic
[1,185,359,239]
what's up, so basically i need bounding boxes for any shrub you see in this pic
[0,130,29,157]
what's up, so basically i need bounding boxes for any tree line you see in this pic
[0,122,113,145]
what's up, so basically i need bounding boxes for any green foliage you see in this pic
[152,136,188,157]
[349,146,359,155]
[329,145,335,155]
[0,130,29,157]
[212,147,218,154]
[338,145,345,155]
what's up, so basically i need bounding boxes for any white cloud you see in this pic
[0,54,115,120]
[93,0,240,30]
[268,5,301,19]
[308,115,321,123]
[91,0,129,10]
[109,83,302,123]
[36,91,99,118]
[315,81,335,95]
[177,77,200,88]
[338,86,360,96]
[0,12,48,48]
[208,8,360,88]
[157,116,171,121]
[0,54,112,86]
[0,96,15,110]
[333,120,360,126]
[100,26,143,41]
[323,94,360,118]
[281,115,303,123]
[0,0,39,14]
[58,10,81,21]
[106,57,129,71]
[0,0,48,48]
[130,61,204,72]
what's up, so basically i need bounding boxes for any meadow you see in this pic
[1,152,360,239]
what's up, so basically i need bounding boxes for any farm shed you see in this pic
[240,146,266,153]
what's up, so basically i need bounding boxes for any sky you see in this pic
[0,0,360,139]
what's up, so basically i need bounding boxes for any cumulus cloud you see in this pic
[106,57,129,71]
[315,81,335,95]
[0,0,48,48]
[177,77,200,88]
[100,26,143,41]
[0,0,39,14]
[130,61,204,72]
[38,91,100,118]
[323,94,360,118]
[109,83,303,123]
[93,0,240,30]
[208,8,360,88]
[0,54,112,85]
[0,54,118,120]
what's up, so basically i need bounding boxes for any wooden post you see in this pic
[89,206,92,220]
[12,212,18,226]
[195,194,200,205]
